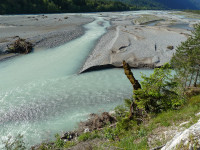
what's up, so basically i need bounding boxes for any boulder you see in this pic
[61,131,78,141]
[161,119,200,150]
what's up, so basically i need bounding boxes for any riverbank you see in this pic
[1,11,199,70]
[0,14,94,61]
[80,11,200,73]
[31,93,200,150]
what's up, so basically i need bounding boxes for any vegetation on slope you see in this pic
[112,0,200,10]
[110,0,166,10]
[0,0,132,14]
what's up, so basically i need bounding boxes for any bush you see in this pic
[114,99,131,121]
[134,63,184,113]
[54,134,65,148]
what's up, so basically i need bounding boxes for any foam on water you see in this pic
[0,16,153,148]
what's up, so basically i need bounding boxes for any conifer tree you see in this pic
[171,24,200,88]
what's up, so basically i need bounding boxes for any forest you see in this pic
[113,0,200,9]
[1,0,200,15]
[0,0,133,14]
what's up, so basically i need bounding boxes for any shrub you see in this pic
[54,134,64,148]
[78,131,100,142]
[134,63,184,113]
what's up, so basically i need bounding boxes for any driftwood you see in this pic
[122,60,142,120]
[7,38,33,54]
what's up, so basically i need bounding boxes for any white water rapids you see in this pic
[0,16,153,148]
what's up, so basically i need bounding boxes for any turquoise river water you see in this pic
[0,16,154,148]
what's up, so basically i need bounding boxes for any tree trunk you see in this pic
[122,60,141,119]
[184,70,189,89]
[189,71,194,87]
[194,69,200,87]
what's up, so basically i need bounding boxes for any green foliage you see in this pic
[103,127,116,140]
[3,134,26,150]
[0,0,132,14]
[111,0,166,9]
[137,127,147,137]
[54,134,65,148]
[63,141,75,148]
[113,0,200,10]
[114,99,130,121]
[116,118,137,131]
[171,23,200,88]
[118,136,148,150]
[78,131,100,142]
[134,63,183,113]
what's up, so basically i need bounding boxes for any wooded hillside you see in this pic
[0,0,131,14]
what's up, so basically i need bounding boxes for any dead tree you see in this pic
[123,60,142,120]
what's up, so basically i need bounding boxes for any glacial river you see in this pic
[0,15,154,148]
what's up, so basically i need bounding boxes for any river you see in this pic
[0,15,154,148]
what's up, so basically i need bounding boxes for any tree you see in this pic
[134,63,182,113]
[171,24,200,88]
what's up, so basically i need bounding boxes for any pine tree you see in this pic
[171,24,200,88]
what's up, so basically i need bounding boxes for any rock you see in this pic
[78,112,116,132]
[196,112,200,116]
[109,110,116,116]
[61,131,78,141]
[161,119,200,150]
[64,16,68,19]
[6,38,33,54]
[84,128,90,133]
[167,45,174,50]
[179,121,190,127]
